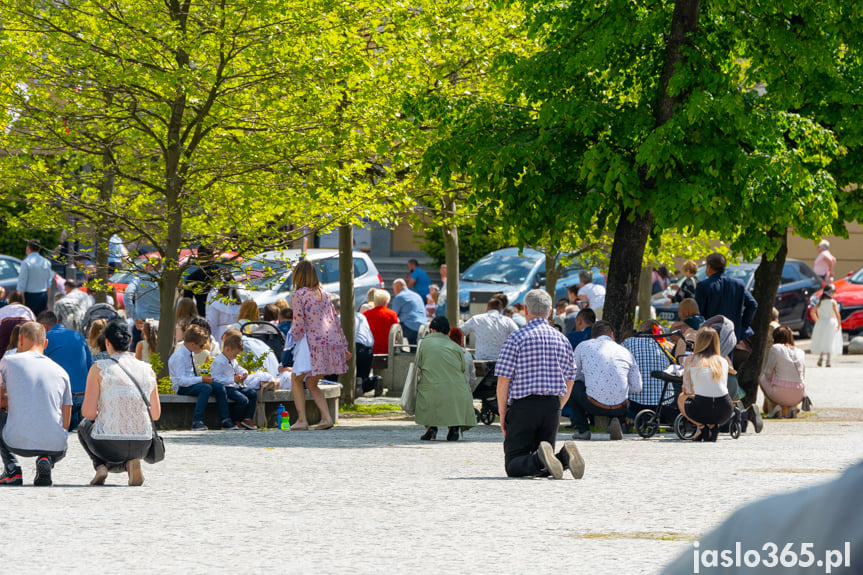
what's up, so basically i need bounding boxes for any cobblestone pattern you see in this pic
[0,356,860,574]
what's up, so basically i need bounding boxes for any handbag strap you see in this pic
[108,357,157,428]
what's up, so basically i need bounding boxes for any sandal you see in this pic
[314,420,334,430]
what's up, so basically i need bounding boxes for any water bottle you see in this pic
[276,404,286,429]
[280,411,291,430]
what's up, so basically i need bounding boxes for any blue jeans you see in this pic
[225,387,257,421]
[69,395,85,432]
[402,325,418,346]
[177,382,231,423]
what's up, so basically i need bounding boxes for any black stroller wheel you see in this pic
[729,418,742,439]
[634,409,658,439]
[480,406,495,425]
[674,413,697,440]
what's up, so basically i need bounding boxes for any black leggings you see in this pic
[683,394,734,426]
[78,419,151,473]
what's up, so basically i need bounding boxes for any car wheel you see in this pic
[798,318,813,339]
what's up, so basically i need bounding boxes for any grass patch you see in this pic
[576,531,697,542]
[340,403,403,415]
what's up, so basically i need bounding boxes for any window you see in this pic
[0,259,16,281]
[353,258,368,277]
[781,264,803,285]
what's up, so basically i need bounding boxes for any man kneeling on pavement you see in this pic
[569,321,642,440]
[0,322,72,486]
[495,289,585,480]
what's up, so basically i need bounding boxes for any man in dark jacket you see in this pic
[694,253,758,343]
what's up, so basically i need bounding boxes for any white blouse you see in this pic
[684,356,729,398]
[92,353,156,441]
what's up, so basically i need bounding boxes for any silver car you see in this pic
[239,249,383,311]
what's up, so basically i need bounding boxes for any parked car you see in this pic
[654,259,822,337]
[806,266,863,335]
[435,247,602,318]
[238,249,384,311]
[0,255,22,295]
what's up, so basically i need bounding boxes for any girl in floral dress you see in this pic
[289,260,349,430]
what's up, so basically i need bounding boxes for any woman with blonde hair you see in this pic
[174,297,199,346]
[289,260,349,430]
[228,300,260,333]
[678,326,734,442]
[88,319,111,361]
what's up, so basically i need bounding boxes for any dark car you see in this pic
[654,259,822,337]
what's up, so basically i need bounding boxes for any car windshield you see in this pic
[243,260,290,290]
[462,254,539,285]
[109,271,135,284]
[848,268,863,285]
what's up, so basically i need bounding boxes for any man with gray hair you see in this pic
[390,278,426,346]
[495,289,584,481]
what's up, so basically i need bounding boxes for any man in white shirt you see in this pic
[460,296,519,362]
[574,270,606,320]
[570,321,642,441]
[0,322,72,486]
[169,324,235,431]
[16,240,54,316]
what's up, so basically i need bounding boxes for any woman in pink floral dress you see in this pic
[289,260,349,430]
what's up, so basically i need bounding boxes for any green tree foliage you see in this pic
[419,222,510,269]
[0,0,406,372]
[0,203,59,260]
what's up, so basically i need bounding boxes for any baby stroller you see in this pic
[472,361,498,425]
[240,321,286,356]
[633,330,687,439]
[80,303,119,336]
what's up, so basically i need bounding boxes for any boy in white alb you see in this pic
[0,322,72,486]
[210,334,258,430]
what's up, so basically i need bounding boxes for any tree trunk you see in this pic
[738,230,788,406]
[443,199,460,327]
[604,209,653,340]
[339,224,356,406]
[603,0,701,341]
[637,265,653,325]
[545,251,560,306]
[93,139,115,305]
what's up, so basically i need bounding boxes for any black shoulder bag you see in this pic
[108,358,166,464]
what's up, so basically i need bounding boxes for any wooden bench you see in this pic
[157,386,340,430]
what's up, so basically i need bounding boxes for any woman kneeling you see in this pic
[79,319,161,486]
[678,327,733,442]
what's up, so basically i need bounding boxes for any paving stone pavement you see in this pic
[0,354,860,575]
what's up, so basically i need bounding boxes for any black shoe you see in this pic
[0,467,23,486]
[707,426,719,442]
[191,420,208,431]
[373,376,383,397]
[802,396,812,412]
[571,430,591,441]
[691,426,706,442]
[446,427,460,441]
[747,405,763,433]
[420,427,437,441]
[221,419,238,430]
[34,457,52,487]
[608,418,623,440]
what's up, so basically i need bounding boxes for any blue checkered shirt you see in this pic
[495,318,576,405]
[622,336,674,406]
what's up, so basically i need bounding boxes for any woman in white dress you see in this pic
[79,319,161,486]
[809,285,843,368]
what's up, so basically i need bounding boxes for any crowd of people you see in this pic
[0,239,842,485]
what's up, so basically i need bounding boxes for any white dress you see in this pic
[810,299,843,356]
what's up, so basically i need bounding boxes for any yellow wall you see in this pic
[787,222,862,278]
[391,219,426,253]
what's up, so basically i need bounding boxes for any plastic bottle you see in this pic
[276,404,286,430]
[280,411,291,430]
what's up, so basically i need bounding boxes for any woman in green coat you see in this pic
[415,316,477,441]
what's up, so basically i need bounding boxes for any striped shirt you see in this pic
[495,318,575,405]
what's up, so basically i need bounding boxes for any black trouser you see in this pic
[0,411,66,472]
[77,419,150,473]
[24,291,48,316]
[569,380,628,433]
[503,395,562,478]
[356,343,373,381]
